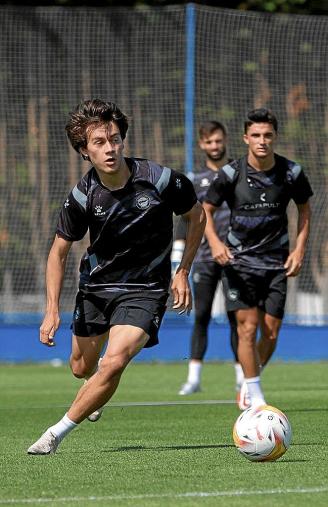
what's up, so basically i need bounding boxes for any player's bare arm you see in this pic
[284,201,311,277]
[203,201,233,265]
[171,201,206,314]
[40,235,73,346]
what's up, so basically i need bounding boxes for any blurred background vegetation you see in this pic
[1,0,328,16]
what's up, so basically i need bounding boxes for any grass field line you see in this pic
[1,486,327,504]
[3,399,236,410]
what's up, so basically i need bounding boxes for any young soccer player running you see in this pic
[174,121,243,396]
[27,99,206,455]
[203,108,313,409]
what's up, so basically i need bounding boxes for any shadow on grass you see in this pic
[291,442,323,446]
[102,443,235,453]
[98,441,323,455]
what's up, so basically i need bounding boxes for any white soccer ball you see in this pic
[233,405,292,462]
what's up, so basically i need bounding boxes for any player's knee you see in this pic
[238,321,257,342]
[70,357,94,379]
[98,354,129,380]
[263,329,279,342]
[194,312,211,327]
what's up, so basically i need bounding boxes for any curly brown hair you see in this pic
[65,99,129,153]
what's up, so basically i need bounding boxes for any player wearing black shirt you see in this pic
[174,121,243,397]
[204,109,312,409]
[28,99,206,455]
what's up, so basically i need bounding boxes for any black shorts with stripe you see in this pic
[221,265,287,319]
[71,289,168,348]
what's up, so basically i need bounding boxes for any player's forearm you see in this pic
[294,202,311,255]
[45,243,69,311]
[203,202,224,250]
[178,202,206,273]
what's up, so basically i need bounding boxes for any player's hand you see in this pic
[211,241,234,266]
[171,269,192,315]
[284,249,304,277]
[39,311,60,347]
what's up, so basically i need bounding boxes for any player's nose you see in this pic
[104,140,115,152]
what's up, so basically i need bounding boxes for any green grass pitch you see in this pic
[0,362,327,506]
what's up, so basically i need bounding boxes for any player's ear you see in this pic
[243,134,249,146]
[80,149,90,161]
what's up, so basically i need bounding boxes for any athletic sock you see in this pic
[187,361,202,385]
[245,376,266,406]
[234,363,244,391]
[48,413,78,442]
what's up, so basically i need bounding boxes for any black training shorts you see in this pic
[71,289,168,348]
[221,265,287,319]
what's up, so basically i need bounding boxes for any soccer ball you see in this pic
[233,405,292,462]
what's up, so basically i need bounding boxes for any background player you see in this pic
[203,108,313,409]
[173,121,244,396]
[27,99,206,454]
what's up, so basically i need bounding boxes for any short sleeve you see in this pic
[290,169,313,204]
[56,185,89,241]
[205,170,232,207]
[163,170,197,215]
[174,216,187,240]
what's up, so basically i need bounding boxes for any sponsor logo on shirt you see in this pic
[64,199,70,208]
[242,201,280,210]
[136,193,151,210]
[176,178,182,189]
[94,205,106,216]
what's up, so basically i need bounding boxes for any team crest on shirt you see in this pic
[64,199,70,208]
[200,178,210,187]
[228,288,239,302]
[136,193,150,210]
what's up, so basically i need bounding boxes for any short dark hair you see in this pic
[244,108,278,133]
[199,120,227,139]
[65,99,129,153]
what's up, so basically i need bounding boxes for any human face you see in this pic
[81,122,125,175]
[199,129,227,162]
[243,122,277,160]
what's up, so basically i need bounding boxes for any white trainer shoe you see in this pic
[178,382,201,395]
[27,429,59,455]
[238,381,251,411]
[87,406,104,422]
[87,357,104,422]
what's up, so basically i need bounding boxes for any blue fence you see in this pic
[1,314,327,363]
